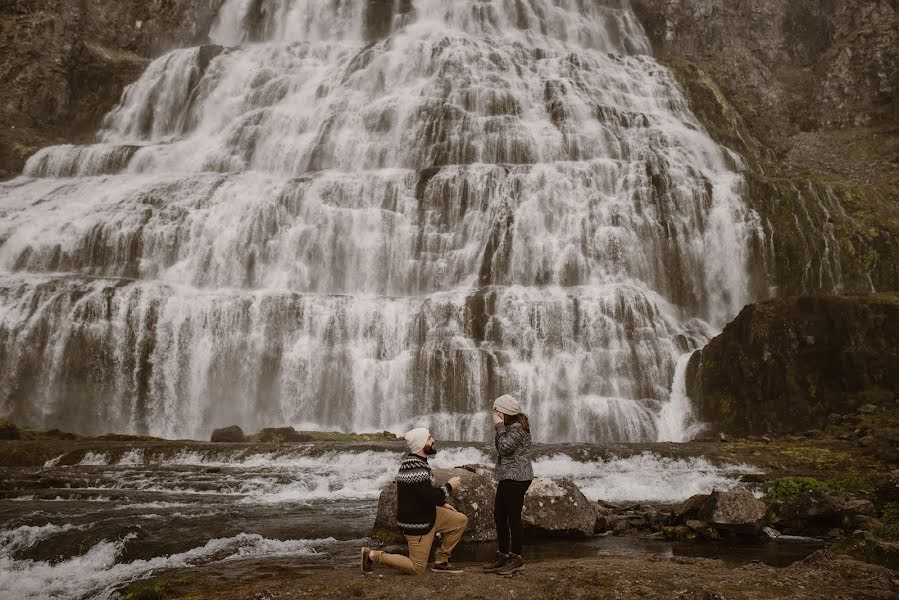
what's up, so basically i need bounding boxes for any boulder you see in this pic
[210,425,246,443]
[697,489,766,533]
[685,295,899,436]
[673,493,708,521]
[521,478,595,537]
[778,489,844,523]
[372,467,594,543]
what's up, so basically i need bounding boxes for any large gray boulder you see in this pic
[698,489,766,530]
[210,425,245,443]
[372,466,594,543]
[522,478,595,537]
[669,489,766,538]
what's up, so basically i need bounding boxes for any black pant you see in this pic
[494,479,531,555]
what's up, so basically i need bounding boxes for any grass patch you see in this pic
[765,477,830,500]
[765,472,885,500]
[122,578,170,600]
[297,431,398,442]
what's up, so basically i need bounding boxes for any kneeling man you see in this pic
[362,428,467,574]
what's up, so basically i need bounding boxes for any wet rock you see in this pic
[762,526,782,539]
[697,490,766,534]
[858,436,875,447]
[776,489,845,531]
[673,494,707,521]
[858,404,879,414]
[372,469,594,543]
[662,525,697,541]
[210,425,245,443]
[853,529,876,542]
[0,420,20,440]
[686,296,899,436]
[826,528,844,539]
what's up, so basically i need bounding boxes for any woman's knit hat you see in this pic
[404,427,431,453]
[493,394,521,416]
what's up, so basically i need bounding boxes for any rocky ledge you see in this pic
[686,293,899,441]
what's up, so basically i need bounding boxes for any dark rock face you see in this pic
[686,294,899,435]
[0,0,224,178]
[772,489,878,535]
[372,467,594,544]
[210,425,245,442]
[632,1,899,295]
[632,1,896,140]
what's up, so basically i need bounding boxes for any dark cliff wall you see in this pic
[0,0,223,178]
[632,0,899,296]
[686,293,899,436]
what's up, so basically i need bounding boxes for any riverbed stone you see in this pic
[372,468,594,543]
[210,425,245,443]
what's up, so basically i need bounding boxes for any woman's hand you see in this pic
[448,476,462,490]
[492,410,504,424]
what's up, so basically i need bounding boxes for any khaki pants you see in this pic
[375,507,468,575]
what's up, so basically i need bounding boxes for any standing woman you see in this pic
[483,394,533,575]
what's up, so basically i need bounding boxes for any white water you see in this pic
[56,445,754,504]
[2,445,760,599]
[0,532,332,600]
[533,452,760,503]
[0,0,767,441]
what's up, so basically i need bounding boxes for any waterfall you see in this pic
[0,0,765,442]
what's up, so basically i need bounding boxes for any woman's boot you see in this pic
[482,551,509,572]
[496,553,524,574]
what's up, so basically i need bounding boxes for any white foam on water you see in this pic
[78,452,109,466]
[430,446,491,469]
[0,533,332,600]
[533,452,759,503]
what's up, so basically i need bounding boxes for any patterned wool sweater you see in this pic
[395,453,452,535]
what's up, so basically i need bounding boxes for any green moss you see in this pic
[122,578,170,600]
[295,431,398,442]
[765,477,830,500]
[663,59,764,159]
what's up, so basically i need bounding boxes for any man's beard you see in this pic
[424,442,438,455]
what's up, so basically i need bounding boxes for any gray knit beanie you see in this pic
[493,394,521,416]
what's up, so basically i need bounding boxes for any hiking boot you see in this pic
[482,551,510,572]
[431,562,464,573]
[360,547,374,574]
[495,553,524,575]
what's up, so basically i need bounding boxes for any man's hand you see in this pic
[448,476,462,490]
[443,503,458,512]
[492,410,504,424]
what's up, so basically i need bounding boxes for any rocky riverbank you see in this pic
[120,550,898,600]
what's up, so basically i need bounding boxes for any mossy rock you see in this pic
[121,578,170,600]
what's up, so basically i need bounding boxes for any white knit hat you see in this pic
[493,394,521,416]
[404,427,431,453]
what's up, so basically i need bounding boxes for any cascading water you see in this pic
[0,0,766,442]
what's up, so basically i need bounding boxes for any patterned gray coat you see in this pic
[494,422,534,481]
